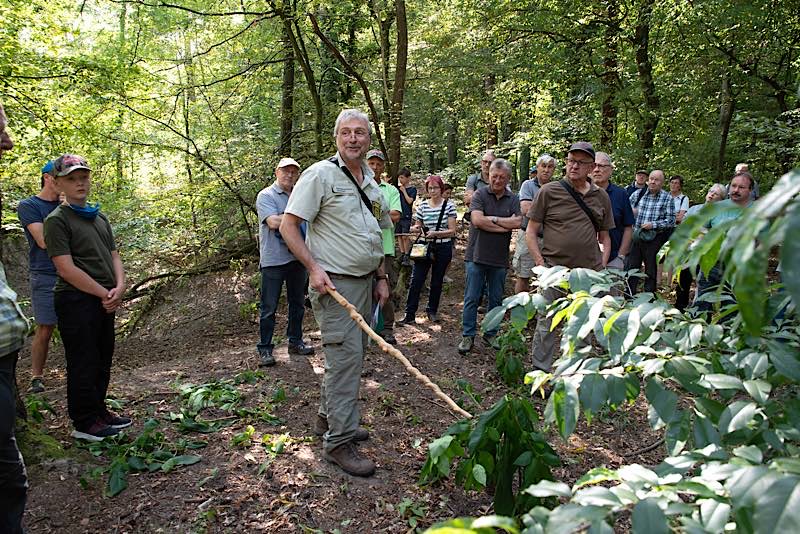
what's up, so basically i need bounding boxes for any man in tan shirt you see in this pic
[280,109,391,477]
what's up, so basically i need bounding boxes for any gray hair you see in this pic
[709,183,727,199]
[333,109,372,137]
[536,154,556,167]
[595,151,614,168]
[489,158,513,177]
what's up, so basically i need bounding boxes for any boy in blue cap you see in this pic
[44,154,130,441]
[17,160,61,393]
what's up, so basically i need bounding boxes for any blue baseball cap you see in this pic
[42,160,54,175]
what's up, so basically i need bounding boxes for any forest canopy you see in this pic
[1,0,798,272]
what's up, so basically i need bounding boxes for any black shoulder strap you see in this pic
[434,200,448,231]
[633,186,647,208]
[559,179,600,232]
[328,156,376,218]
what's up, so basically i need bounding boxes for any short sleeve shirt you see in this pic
[518,178,541,230]
[18,196,60,274]
[415,199,457,243]
[672,194,689,216]
[44,206,118,292]
[399,185,416,220]
[256,183,298,268]
[465,173,489,193]
[0,261,29,356]
[465,187,521,268]
[706,199,752,229]
[529,181,615,270]
[379,181,402,255]
[285,153,389,277]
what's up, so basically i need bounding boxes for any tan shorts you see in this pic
[512,231,540,279]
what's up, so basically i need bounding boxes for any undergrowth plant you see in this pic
[423,171,800,533]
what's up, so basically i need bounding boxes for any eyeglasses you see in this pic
[566,158,594,167]
[594,163,612,169]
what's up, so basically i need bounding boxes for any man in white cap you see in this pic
[256,157,314,366]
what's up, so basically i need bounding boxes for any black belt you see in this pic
[326,271,372,280]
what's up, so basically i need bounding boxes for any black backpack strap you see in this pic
[559,179,600,232]
[633,186,647,208]
[328,156,376,218]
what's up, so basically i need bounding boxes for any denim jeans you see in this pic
[0,352,27,534]
[258,261,307,352]
[695,262,730,313]
[405,241,453,316]
[55,291,115,430]
[462,261,507,337]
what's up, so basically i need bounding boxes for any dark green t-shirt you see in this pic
[44,206,118,293]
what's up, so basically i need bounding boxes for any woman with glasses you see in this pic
[400,175,457,324]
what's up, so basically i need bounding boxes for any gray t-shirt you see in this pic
[256,183,298,268]
[519,178,542,230]
[464,187,521,268]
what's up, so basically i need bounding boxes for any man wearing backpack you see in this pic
[525,141,614,371]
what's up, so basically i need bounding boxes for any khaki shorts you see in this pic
[512,231,540,279]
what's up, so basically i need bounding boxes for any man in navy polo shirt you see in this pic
[256,157,315,367]
[591,152,634,270]
[17,159,61,393]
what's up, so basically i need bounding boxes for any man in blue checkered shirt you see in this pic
[626,170,675,293]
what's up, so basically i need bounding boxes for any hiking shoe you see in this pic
[71,420,120,442]
[313,415,369,441]
[401,254,413,267]
[427,312,439,323]
[443,275,454,284]
[477,306,486,314]
[288,342,315,355]
[102,410,132,429]
[382,331,397,345]
[399,314,416,325]
[29,377,45,394]
[458,336,474,354]
[323,442,376,477]
[258,348,276,367]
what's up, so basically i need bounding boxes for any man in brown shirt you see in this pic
[525,141,614,371]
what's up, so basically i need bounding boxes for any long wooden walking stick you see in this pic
[327,288,473,419]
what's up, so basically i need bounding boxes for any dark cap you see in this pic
[53,154,91,177]
[366,149,385,161]
[567,141,595,159]
[636,169,649,175]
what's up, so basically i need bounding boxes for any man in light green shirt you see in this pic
[368,149,402,344]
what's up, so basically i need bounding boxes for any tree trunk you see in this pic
[484,74,497,148]
[634,0,659,166]
[446,116,457,165]
[715,73,735,181]
[386,0,408,182]
[279,24,295,157]
[600,0,619,148]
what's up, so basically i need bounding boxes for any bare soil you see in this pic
[12,230,663,533]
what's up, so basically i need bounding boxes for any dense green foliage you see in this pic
[422,172,799,532]
[2,0,799,279]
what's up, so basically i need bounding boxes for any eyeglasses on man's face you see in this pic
[566,158,594,167]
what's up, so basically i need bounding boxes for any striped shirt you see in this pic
[415,199,457,242]
[630,189,675,230]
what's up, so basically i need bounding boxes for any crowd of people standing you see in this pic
[0,102,767,524]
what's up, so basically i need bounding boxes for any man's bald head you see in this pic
[647,170,665,193]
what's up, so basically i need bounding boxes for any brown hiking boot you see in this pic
[313,414,369,441]
[323,442,376,477]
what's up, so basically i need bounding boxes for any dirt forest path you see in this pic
[16,232,663,533]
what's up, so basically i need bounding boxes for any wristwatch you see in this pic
[375,274,389,281]
[491,216,498,225]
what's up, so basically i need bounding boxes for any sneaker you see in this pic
[323,442,376,477]
[443,275,454,284]
[71,419,121,442]
[258,348,276,367]
[426,312,439,323]
[399,314,416,325]
[458,336,474,354]
[477,306,487,314]
[288,342,315,355]
[102,410,132,429]
[313,414,369,441]
[29,377,45,394]
[401,254,413,268]
[382,331,397,345]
